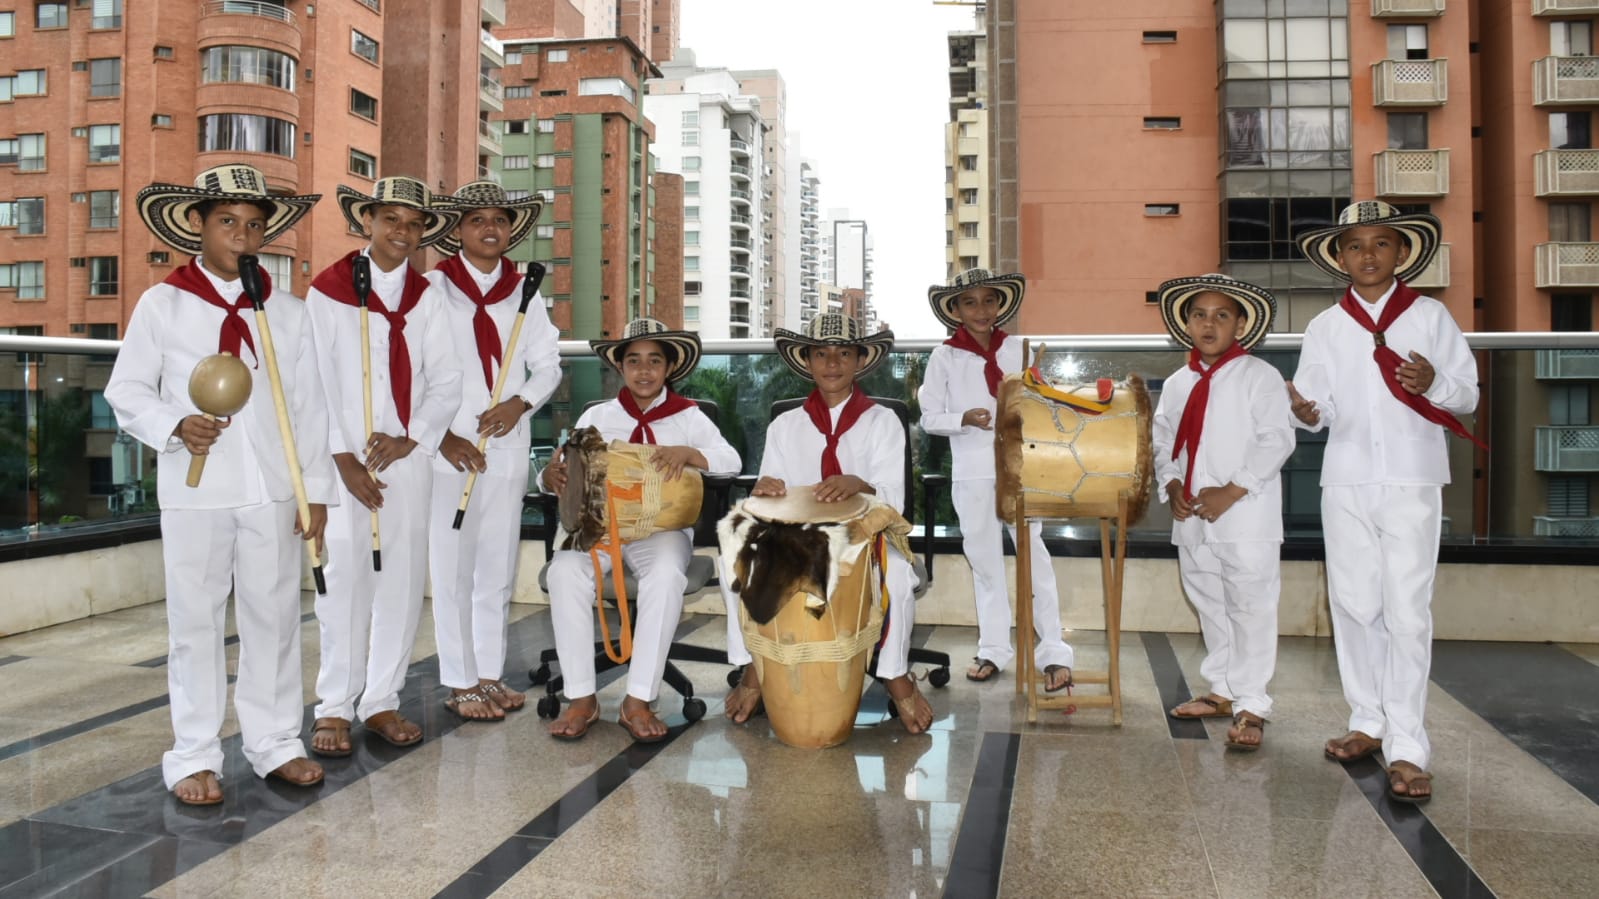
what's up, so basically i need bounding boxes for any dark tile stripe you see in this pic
[0,695,173,763]
[131,611,319,668]
[1140,632,1208,740]
[0,655,26,668]
[1336,756,1496,898]
[1431,640,1599,805]
[943,731,1020,899]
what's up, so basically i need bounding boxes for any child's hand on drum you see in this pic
[814,475,872,503]
[542,448,568,494]
[650,445,707,482]
[960,408,993,430]
[1167,479,1193,521]
[751,476,787,497]
[440,431,487,473]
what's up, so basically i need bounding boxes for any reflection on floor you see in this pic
[1,595,1597,898]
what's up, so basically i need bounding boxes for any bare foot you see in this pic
[725,665,764,723]
[885,675,933,734]
[172,770,223,805]
[548,695,600,740]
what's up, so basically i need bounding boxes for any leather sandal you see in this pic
[477,680,525,712]
[548,702,601,741]
[891,680,933,735]
[965,658,999,682]
[171,770,224,806]
[444,690,503,722]
[311,717,353,758]
[363,710,423,747]
[1169,695,1233,719]
[267,757,325,787]
[1324,730,1382,763]
[1043,665,1073,694]
[1226,712,1266,752]
[618,705,669,743]
[1387,761,1433,804]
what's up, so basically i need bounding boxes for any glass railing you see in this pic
[4,333,1598,555]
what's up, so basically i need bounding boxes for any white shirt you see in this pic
[105,259,336,511]
[305,249,462,459]
[426,256,561,461]
[1151,354,1294,545]
[761,396,906,512]
[1291,281,1478,486]
[918,334,1024,481]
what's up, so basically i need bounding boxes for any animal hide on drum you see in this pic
[557,426,613,552]
[717,509,855,625]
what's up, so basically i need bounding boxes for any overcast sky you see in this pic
[679,0,980,338]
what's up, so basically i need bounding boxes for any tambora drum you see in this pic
[718,490,911,749]
[557,426,704,553]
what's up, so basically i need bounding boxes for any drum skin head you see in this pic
[740,489,870,525]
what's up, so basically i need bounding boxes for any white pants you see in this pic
[1177,540,1281,719]
[160,501,307,789]
[315,453,432,722]
[1323,483,1441,770]
[429,455,530,689]
[722,543,920,680]
[953,479,1073,672]
[547,528,691,702]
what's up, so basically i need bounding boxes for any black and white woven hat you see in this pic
[1155,274,1277,351]
[434,180,545,257]
[773,313,896,380]
[927,268,1025,331]
[136,164,320,255]
[1296,200,1442,283]
[590,318,703,384]
[335,176,460,249]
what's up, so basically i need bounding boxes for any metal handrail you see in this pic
[204,1,295,24]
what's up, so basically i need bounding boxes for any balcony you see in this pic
[729,284,752,299]
[1535,425,1599,472]
[730,238,752,254]
[730,213,751,230]
[730,163,752,182]
[480,74,504,112]
[1534,0,1599,14]
[1536,241,1599,287]
[1372,59,1448,106]
[477,119,502,155]
[731,265,751,278]
[204,1,294,25]
[1373,0,1445,14]
[476,164,501,184]
[729,137,751,156]
[480,29,505,67]
[1374,148,1449,197]
[1535,149,1599,196]
[1533,516,1599,537]
[1534,56,1599,106]
[1537,348,1599,379]
[1407,243,1451,289]
[481,0,505,26]
[730,189,752,206]
[198,1,299,52]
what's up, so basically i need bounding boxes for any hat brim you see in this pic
[591,330,703,384]
[773,329,897,381]
[432,196,546,257]
[1156,277,1277,351]
[136,184,320,255]
[335,186,460,249]
[1295,213,1442,283]
[927,273,1024,331]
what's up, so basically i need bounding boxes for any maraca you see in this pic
[185,352,252,487]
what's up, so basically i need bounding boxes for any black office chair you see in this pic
[526,398,736,722]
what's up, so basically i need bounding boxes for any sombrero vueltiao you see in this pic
[926,268,1025,332]
[1295,200,1442,283]
[773,313,896,380]
[1155,274,1277,352]
[591,318,703,384]
[335,176,460,249]
[433,180,546,257]
[136,164,320,255]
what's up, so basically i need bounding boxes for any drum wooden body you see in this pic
[558,427,703,552]
[995,373,1153,524]
[718,492,906,749]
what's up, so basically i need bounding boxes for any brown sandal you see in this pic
[1044,665,1073,694]
[891,680,934,734]
[1387,762,1433,804]
[1324,730,1382,763]
[1226,712,1265,751]
[267,757,325,787]
[478,680,525,712]
[548,701,600,741]
[1169,695,1233,719]
[363,710,423,747]
[171,770,224,806]
[618,705,669,743]
[966,658,999,682]
[445,690,504,722]
[311,717,353,758]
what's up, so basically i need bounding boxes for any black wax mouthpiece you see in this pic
[353,254,372,305]
[312,565,327,595]
[518,262,548,313]
[238,255,266,309]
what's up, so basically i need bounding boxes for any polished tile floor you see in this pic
[0,594,1597,898]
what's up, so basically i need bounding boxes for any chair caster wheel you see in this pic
[928,666,951,689]
[726,667,744,689]
[536,695,561,719]
[529,664,551,687]
[683,698,707,722]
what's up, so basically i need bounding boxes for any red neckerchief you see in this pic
[1171,342,1248,503]
[436,254,520,392]
[1339,281,1487,450]
[617,388,696,444]
[164,258,270,367]
[944,326,1009,397]
[312,250,429,433]
[802,387,876,479]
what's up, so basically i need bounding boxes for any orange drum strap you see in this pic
[592,480,643,664]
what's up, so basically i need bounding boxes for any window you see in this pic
[547,48,568,62]
[89,58,120,97]
[36,3,68,29]
[945,229,953,247]
[684,306,699,322]
[505,85,531,99]
[2,197,45,234]
[1387,112,1428,150]
[351,29,379,64]
[349,148,376,178]
[681,110,698,127]
[90,0,119,28]
[960,255,979,270]
[0,12,13,36]
[256,252,291,286]
[505,189,531,201]
[11,69,46,96]
[535,154,555,167]
[3,261,45,298]
[503,48,522,65]
[503,155,530,170]
[945,197,954,213]
[1143,117,1181,129]
[540,89,567,97]
[1552,294,1593,331]
[1143,30,1176,43]
[960,188,978,204]
[202,46,296,90]
[578,77,635,103]
[683,130,699,147]
[151,114,173,128]
[684,205,699,220]
[1145,203,1180,216]
[88,124,119,162]
[88,190,117,228]
[535,225,554,238]
[1547,477,1590,518]
[1553,112,1592,150]
[684,281,701,295]
[1387,24,1428,60]
[683,180,699,196]
[1553,21,1593,57]
[1226,197,1349,262]
[154,45,174,60]
[684,230,699,246]
[536,118,555,132]
[87,323,116,340]
[199,114,295,158]
[682,156,701,171]
[961,222,978,239]
[684,256,699,271]
[1550,384,1592,426]
[1550,202,1592,243]
[506,119,528,134]
[10,133,45,170]
[349,88,377,120]
[88,256,116,295]
[959,154,978,170]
